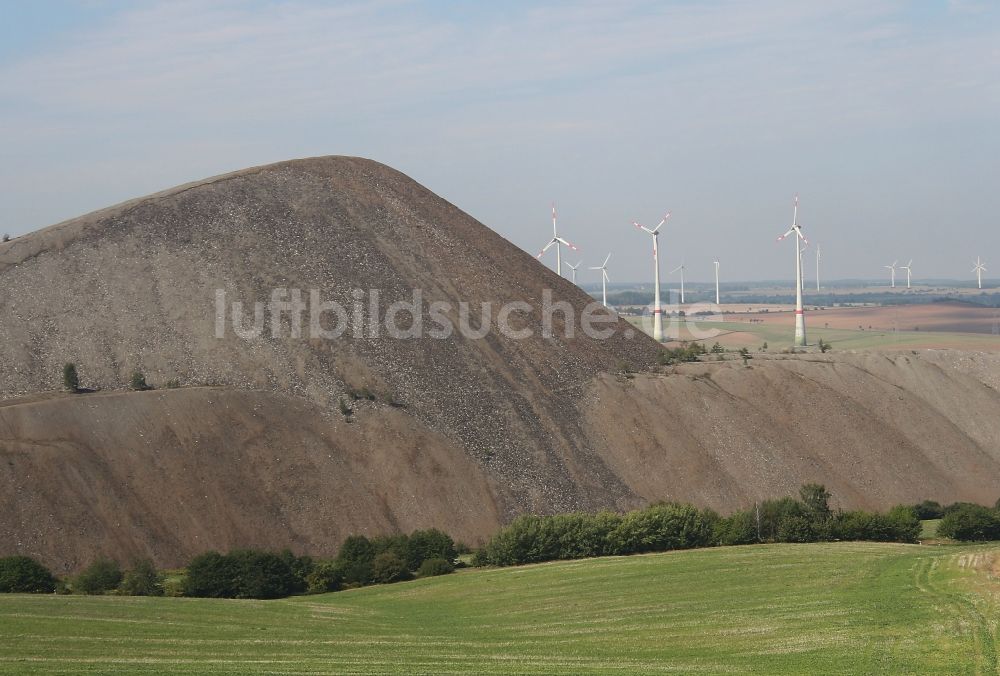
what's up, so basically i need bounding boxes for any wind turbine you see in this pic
[885,261,897,288]
[798,240,809,292]
[536,203,578,277]
[973,257,987,289]
[567,260,583,284]
[589,253,611,307]
[713,260,720,306]
[776,195,807,347]
[815,245,821,291]
[633,212,671,342]
[670,262,686,304]
[900,260,912,289]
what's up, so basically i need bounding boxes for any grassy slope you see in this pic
[1,543,997,674]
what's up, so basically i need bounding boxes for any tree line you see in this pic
[3,487,1000,599]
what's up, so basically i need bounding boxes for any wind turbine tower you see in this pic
[798,240,808,292]
[567,260,582,284]
[670,263,686,304]
[885,261,898,288]
[536,203,578,277]
[776,195,807,347]
[815,245,821,291]
[973,257,987,289]
[900,260,912,289]
[713,260,720,306]
[590,254,612,307]
[633,212,671,342]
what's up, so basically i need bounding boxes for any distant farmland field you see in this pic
[629,302,1000,350]
[1,542,997,673]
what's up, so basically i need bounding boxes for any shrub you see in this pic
[372,551,411,584]
[63,363,80,393]
[339,398,353,416]
[336,536,375,585]
[183,552,237,598]
[480,515,558,566]
[119,559,164,596]
[714,511,758,546]
[75,558,123,595]
[165,379,181,389]
[279,550,312,594]
[305,562,342,594]
[372,534,410,562]
[183,550,302,599]
[608,503,715,555]
[799,483,832,522]
[942,501,981,516]
[937,504,1000,541]
[777,516,817,543]
[886,505,922,543]
[912,500,944,520]
[129,370,151,391]
[757,497,808,542]
[658,343,706,366]
[418,558,454,577]
[0,556,56,593]
[406,529,457,571]
[830,509,917,543]
[230,550,299,599]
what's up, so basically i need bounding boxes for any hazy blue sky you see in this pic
[2,0,998,282]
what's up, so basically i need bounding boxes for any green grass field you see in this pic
[1,542,997,674]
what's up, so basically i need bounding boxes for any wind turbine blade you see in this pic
[555,237,578,251]
[670,265,683,274]
[603,253,611,267]
[777,228,795,241]
[588,266,602,270]
[651,212,672,234]
[536,240,555,257]
[551,203,557,237]
[633,221,654,234]
[603,270,610,282]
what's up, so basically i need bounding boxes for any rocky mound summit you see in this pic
[2,157,999,570]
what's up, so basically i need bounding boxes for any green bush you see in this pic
[609,503,716,555]
[0,556,56,593]
[183,552,237,598]
[305,562,342,594]
[119,559,164,596]
[799,484,832,521]
[777,516,817,543]
[63,363,80,393]
[937,504,1000,541]
[183,550,303,599]
[406,529,457,571]
[886,505,922,543]
[714,511,758,546]
[658,342,707,365]
[129,370,151,391]
[372,551,411,584]
[912,500,944,520]
[75,558,123,595]
[336,536,375,585]
[829,509,917,543]
[418,558,454,577]
[757,497,808,542]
